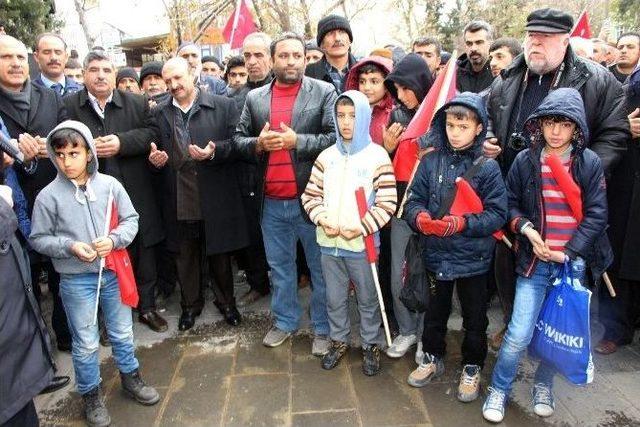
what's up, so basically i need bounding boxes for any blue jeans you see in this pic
[490,258,586,394]
[261,197,329,335]
[60,270,139,395]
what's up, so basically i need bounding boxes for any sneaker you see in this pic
[312,335,331,356]
[407,353,444,387]
[82,386,111,427]
[457,364,481,402]
[415,341,424,365]
[120,370,160,405]
[482,386,507,423]
[532,383,555,417]
[362,344,381,376]
[385,334,417,358]
[322,341,349,370]
[262,326,292,347]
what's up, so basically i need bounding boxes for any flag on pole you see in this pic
[392,53,457,182]
[104,187,139,307]
[222,0,258,49]
[571,10,591,39]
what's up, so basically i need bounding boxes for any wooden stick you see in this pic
[602,272,616,297]
[369,263,393,347]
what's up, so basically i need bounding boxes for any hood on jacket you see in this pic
[426,91,488,154]
[345,56,393,91]
[384,53,433,105]
[46,120,98,179]
[333,90,373,155]
[523,87,589,152]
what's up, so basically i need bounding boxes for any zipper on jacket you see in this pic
[334,149,350,256]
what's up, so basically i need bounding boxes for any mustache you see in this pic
[47,61,61,66]
[331,42,345,48]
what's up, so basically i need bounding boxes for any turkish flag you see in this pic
[104,194,139,307]
[222,0,258,49]
[392,55,457,182]
[571,10,591,39]
[450,177,508,243]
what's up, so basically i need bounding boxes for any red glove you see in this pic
[437,215,466,237]
[416,212,433,235]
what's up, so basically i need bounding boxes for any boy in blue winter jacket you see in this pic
[403,92,507,402]
[302,91,397,376]
[29,120,159,427]
[482,88,612,423]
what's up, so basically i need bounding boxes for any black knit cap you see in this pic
[316,14,353,47]
[525,8,573,34]
[201,55,222,68]
[139,61,163,83]
[116,67,139,86]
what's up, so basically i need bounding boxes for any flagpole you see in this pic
[396,51,457,218]
[93,184,114,325]
[228,0,242,49]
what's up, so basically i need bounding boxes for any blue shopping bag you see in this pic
[528,260,594,385]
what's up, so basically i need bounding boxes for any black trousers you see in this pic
[1,400,38,427]
[31,258,71,346]
[599,275,640,344]
[175,221,236,311]
[422,272,489,368]
[494,238,517,325]
[155,241,177,297]
[128,237,158,313]
[235,195,270,295]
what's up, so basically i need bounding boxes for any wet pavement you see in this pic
[35,281,640,426]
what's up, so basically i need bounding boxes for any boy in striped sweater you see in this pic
[302,90,397,376]
[483,88,611,423]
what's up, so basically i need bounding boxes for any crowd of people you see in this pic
[0,6,639,427]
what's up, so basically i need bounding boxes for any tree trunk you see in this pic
[73,0,96,48]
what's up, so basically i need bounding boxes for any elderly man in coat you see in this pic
[150,57,248,331]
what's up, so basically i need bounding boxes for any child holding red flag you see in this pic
[403,92,507,402]
[302,91,397,376]
[30,121,159,427]
[483,88,612,423]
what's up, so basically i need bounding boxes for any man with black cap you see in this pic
[305,14,357,93]
[305,41,323,64]
[201,55,223,79]
[484,8,627,175]
[140,60,168,102]
[116,66,141,94]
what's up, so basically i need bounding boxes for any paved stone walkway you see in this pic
[35,284,640,426]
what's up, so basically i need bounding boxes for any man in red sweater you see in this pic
[234,33,337,356]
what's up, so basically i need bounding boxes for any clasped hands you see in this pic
[71,237,114,263]
[416,212,466,237]
[256,122,297,153]
[318,216,362,240]
[523,227,566,263]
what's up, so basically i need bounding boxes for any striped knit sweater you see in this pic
[541,149,578,251]
[301,142,397,257]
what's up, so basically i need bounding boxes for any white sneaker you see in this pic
[483,386,506,423]
[385,334,417,358]
[415,341,424,365]
[532,383,555,417]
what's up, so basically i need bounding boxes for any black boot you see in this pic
[82,386,111,427]
[322,341,349,370]
[120,369,160,405]
[362,344,381,376]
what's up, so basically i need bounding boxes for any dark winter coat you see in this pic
[403,92,507,280]
[305,54,358,93]
[506,88,613,281]
[153,91,249,255]
[456,53,494,94]
[64,88,164,248]
[0,81,68,215]
[233,77,337,220]
[488,46,629,175]
[607,68,640,280]
[0,199,55,424]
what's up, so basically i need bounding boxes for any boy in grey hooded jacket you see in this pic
[30,120,159,427]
